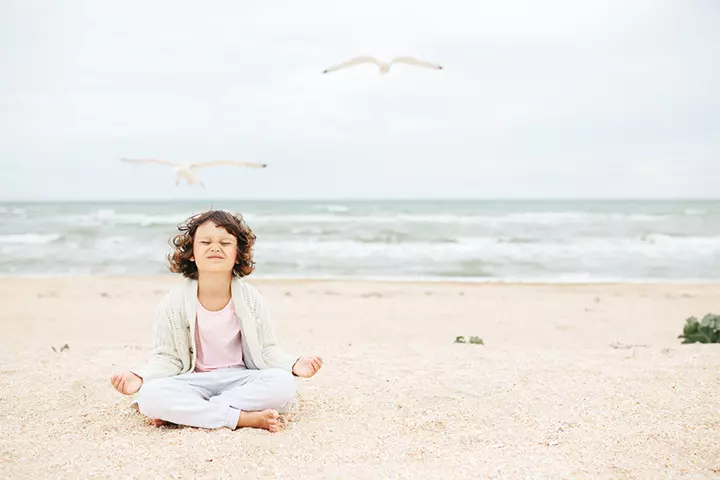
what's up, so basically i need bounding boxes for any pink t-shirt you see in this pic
[194,299,245,372]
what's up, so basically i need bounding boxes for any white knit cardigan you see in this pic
[130,278,297,382]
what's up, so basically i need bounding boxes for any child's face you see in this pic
[191,221,238,275]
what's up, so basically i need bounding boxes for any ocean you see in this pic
[1,200,718,282]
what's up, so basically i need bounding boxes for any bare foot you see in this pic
[237,409,279,432]
[150,419,167,427]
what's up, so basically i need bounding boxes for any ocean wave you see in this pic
[0,207,27,216]
[33,210,679,229]
[311,204,350,213]
[0,234,62,245]
[356,233,458,244]
[496,237,541,244]
[243,212,668,226]
[639,234,720,248]
[288,226,341,236]
[55,210,188,227]
[255,235,720,261]
[431,258,495,277]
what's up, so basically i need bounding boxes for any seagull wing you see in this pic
[121,158,179,167]
[189,160,268,170]
[390,56,443,70]
[323,55,381,74]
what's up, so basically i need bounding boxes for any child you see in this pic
[110,210,322,432]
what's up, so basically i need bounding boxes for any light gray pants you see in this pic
[135,367,296,430]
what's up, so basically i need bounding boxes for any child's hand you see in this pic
[110,371,143,395]
[292,356,323,378]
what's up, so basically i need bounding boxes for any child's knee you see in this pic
[136,377,173,412]
[266,369,297,403]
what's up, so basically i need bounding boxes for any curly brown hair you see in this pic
[167,210,257,279]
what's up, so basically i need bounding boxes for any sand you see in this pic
[0,276,718,479]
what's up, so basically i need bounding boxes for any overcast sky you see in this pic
[1,0,718,201]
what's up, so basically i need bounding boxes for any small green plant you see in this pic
[454,335,483,345]
[678,314,720,344]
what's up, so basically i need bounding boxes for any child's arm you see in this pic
[253,291,299,373]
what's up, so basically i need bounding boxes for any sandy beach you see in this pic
[0,276,718,479]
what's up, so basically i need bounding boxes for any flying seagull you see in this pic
[322,55,443,75]
[120,158,267,187]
